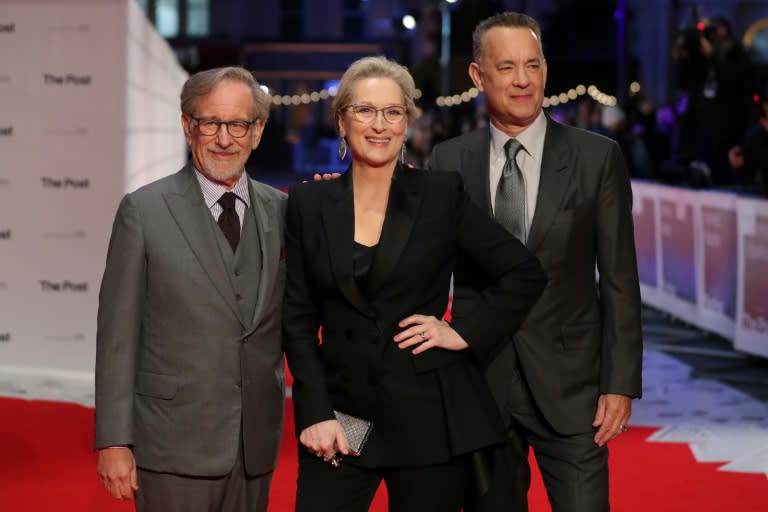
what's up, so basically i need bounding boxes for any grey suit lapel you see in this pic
[527,117,572,253]
[163,165,241,321]
[247,180,280,328]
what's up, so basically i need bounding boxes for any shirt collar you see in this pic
[489,110,547,162]
[193,167,251,209]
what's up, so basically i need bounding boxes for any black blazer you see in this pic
[283,165,546,467]
[431,115,643,435]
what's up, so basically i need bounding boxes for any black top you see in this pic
[352,241,377,289]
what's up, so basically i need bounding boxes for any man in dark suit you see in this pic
[94,67,287,512]
[430,12,643,512]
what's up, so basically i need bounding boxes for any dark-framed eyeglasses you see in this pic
[189,116,256,138]
[343,104,407,124]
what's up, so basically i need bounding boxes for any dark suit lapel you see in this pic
[462,130,492,215]
[321,171,376,317]
[163,165,240,319]
[367,164,422,293]
[527,117,572,253]
[248,180,279,327]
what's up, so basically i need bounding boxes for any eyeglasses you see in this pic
[343,104,407,124]
[189,116,256,138]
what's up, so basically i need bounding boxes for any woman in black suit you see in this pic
[283,56,546,512]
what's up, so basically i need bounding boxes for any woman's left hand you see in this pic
[394,314,469,354]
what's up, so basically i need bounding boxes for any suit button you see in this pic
[236,293,242,301]
[234,269,240,276]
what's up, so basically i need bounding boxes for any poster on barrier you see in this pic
[631,181,662,308]
[734,198,768,358]
[656,186,699,325]
[694,191,738,340]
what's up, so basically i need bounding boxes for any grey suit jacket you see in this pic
[94,164,287,476]
[431,115,642,435]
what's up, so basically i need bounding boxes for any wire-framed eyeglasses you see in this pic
[189,116,256,138]
[343,104,407,124]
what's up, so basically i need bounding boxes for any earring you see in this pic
[338,137,347,160]
[400,143,406,164]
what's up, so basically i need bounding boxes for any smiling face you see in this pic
[181,79,264,188]
[469,26,547,137]
[338,77,407,170]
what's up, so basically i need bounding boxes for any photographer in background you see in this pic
[728,84,768,197]
[673,15,752,187]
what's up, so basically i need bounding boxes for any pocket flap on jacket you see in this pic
[136,372,178,399]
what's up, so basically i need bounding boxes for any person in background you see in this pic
[95,66,287,512]
[284,55,546,512]
[729,83,768,197]
[430,12,643,512]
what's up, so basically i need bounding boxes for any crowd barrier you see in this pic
[631,181,768,359]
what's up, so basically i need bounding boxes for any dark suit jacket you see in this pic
[95,164,287,476]
[431,116,643,435]
[283,165,546,467]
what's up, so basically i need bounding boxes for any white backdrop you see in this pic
[0,0,187,386]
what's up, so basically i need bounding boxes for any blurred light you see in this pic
[576,84,586,95]
[414,89,423,99]
[629,81,641,94]
[567,88,578,100]
[445,0,459,3]
[754,93,761,103]
[696,21,705,31]
[558,93,568,103]
[259,85,270,94]
[402,14,416,30]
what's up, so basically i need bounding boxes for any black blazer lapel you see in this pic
[163,166,241,321]
[461,130,492,215]
[527,117,572,253]
[321,172,376,317]
[367,164,422,293]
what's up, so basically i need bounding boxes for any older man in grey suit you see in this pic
[95,67,286,512]
[431,12,642,512]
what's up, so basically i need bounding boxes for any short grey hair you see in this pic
[472,12,544,63]
[180,66,271,121]
[332,56,417,131]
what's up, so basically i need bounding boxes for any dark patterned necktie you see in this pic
[494,138,527,243]
[217,192,240,251]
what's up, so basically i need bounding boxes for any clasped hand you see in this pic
[393,314,468,354]
[300,419,349,462]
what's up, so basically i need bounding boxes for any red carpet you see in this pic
[1,396,766,511]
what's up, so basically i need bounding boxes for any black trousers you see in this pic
[295,446,466,512]
[467,360,609,512]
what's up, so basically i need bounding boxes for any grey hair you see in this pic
[332,56,417,132]
[472,12,544,63]
[180,66,271,121]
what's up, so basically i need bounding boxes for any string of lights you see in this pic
[266,82,642,109]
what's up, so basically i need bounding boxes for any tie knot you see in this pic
[218,192,238,211]
[504,138,523,160]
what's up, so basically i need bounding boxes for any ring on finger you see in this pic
[619,424,628,433]
[418,331,426,339]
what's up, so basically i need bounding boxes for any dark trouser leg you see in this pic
[383,459,465,512]
[295,446,380,512]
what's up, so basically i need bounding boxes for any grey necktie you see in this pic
[495,138,527,243]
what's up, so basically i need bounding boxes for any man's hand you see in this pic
[312,172,341,181]
[394,314,469,354]
[97,447,138,500]
[592,393,632,446]
[299,419,349,461]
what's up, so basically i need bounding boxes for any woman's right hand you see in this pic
[300,419,350,461]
